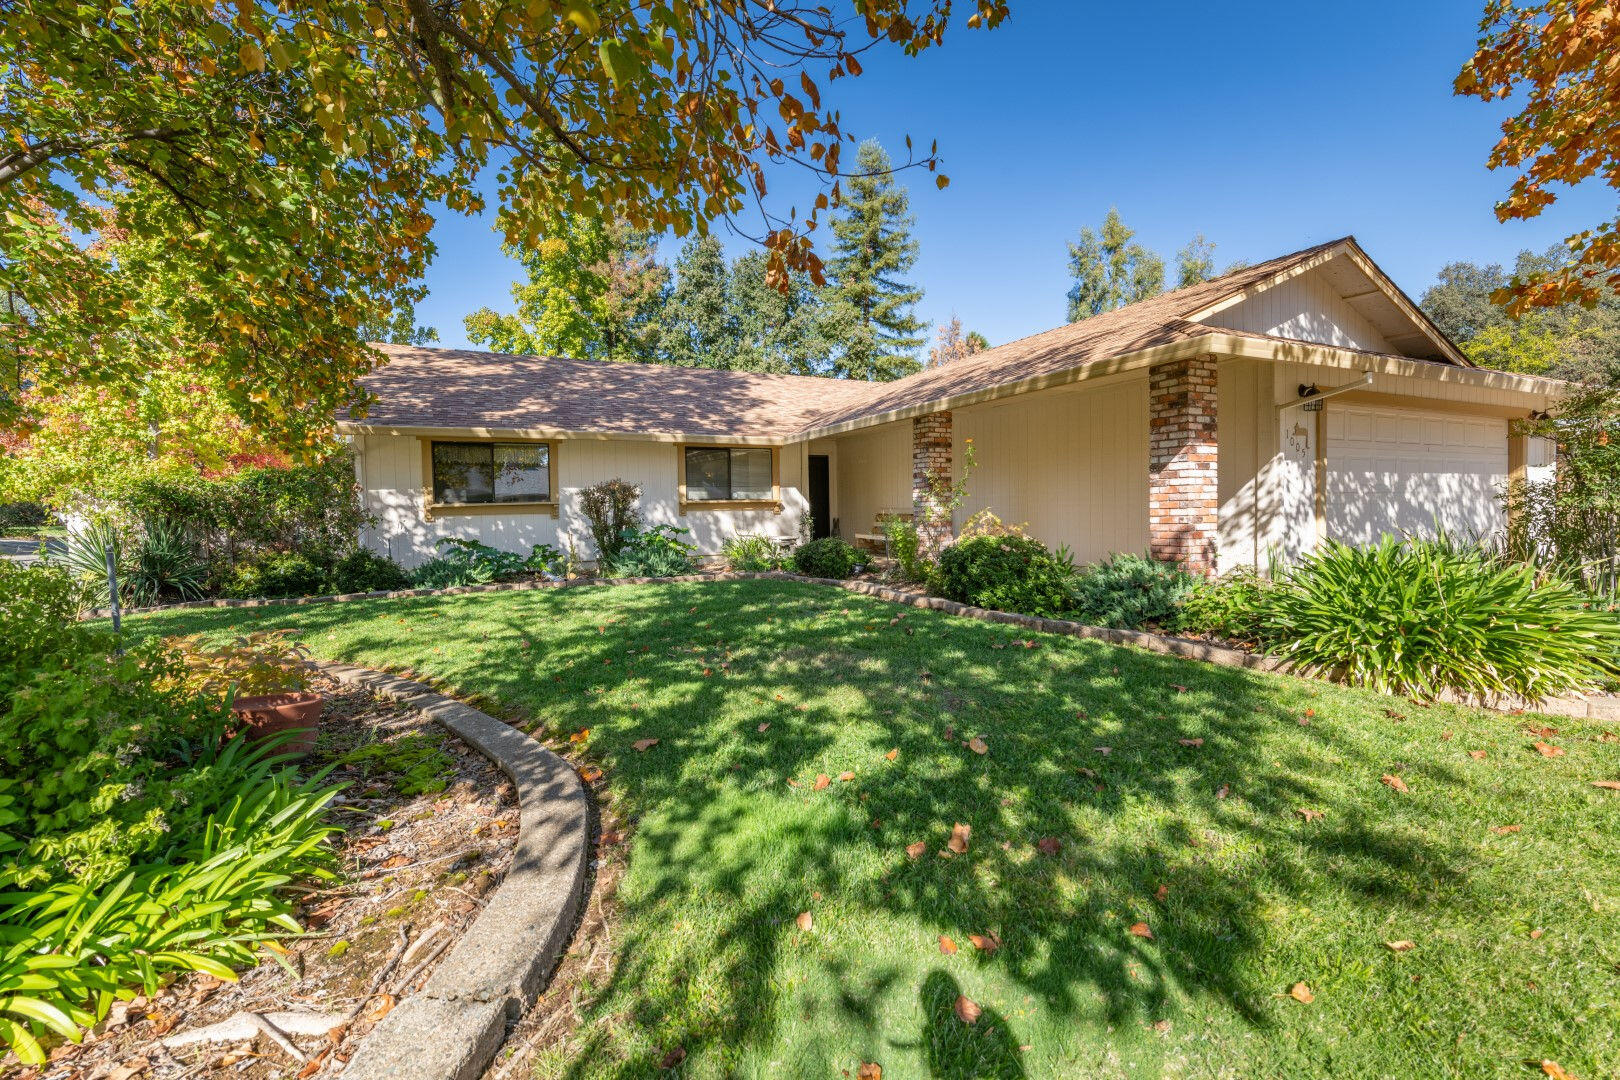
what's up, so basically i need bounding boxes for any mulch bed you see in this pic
[19,676,519,1080]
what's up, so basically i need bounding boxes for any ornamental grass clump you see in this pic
[1266,535,1620,701]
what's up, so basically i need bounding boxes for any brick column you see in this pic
[912,411,954,558]
[1148,356,1218,574]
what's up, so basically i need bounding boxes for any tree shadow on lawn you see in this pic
[130,582,1484,1076]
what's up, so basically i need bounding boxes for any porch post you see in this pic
[912,410,955,559]
[1148,355,1219,575]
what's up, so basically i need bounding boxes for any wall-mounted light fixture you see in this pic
[1275,370,1374,414]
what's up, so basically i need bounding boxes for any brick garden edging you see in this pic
[113,571,1620,722]
[315,663,589,1080]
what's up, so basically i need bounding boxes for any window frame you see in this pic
[676,443,782,513]
[421,437,559,520]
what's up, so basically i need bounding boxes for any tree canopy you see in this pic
[2,0,1010,446]
[1065,209,1165,321]
[1456,0,1620,312]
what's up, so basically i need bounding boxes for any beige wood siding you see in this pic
[833,421,911,541]
[952,375,1149,563]
[1210,268,1395,352]
[357,434,808,568]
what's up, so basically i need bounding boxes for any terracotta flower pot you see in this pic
[233,690,325,757]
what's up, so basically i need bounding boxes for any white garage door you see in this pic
[1325,405,1508,546]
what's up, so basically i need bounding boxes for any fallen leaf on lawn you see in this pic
[632,738,659,752]
[365,993,396,1022]
[660,1047,687,1068]
[954,995,982,1024]
[578,766,603,783]
[857,1064,882,1080]
[1216,784,1230,799]
[1381,774,1409,793]
[1154,884,1170,903]
[569,728,590,743]
[813,774,831,790]
[968,932,1001,953]
[1530,928,1544,939]
[948,822,972,854]
[1295,807,1325,822]
[1592,780,1620,790]
[796,911,813,932]
[1533,742,1566,758]
[599,830,623,846]
[967,737,989,755]
[906,840,927,859]
[1288,981,1315,1004]
[1077,767,1097,779]
[1172,684,1188,693]
[786,777,801,788]
[757,722,770,733]
[1128,921,1154,940]
[1384,940,1416,952]
[944,724,954,740]
[885,748,899,760]
[1532,1061,1576,1080]
[1441,730,1453,741]
[217,1053,248,1067]
[1469,750,1489,760]
[1036,836,1063,856]
[107,1060,149,1080]
[938,934,958,955]
[1492,824,1522,835]
[1178,737,1204,747]
[1384,708,1407,720]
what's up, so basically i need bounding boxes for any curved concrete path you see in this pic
[319,664,589,1080]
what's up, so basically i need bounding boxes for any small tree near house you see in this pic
[579,478,641,569]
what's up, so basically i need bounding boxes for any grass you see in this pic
[127,579,1620,1079]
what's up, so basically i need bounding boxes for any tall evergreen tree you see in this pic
[661,235,733,368]
[1175,234,1218,288]
[1065,208,1164,321]
[464,213,668,361]
[727,251,829,375]
[822,141,926,381]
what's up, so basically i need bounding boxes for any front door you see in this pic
[808,455,831,539]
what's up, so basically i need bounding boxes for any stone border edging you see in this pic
[118,570,1620,722]
[315,663,589,1080]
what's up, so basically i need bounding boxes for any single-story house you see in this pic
[340,237,1563,574]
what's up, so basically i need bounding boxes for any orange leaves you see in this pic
[569,728,590,743]
[905,840,927,859]
[813,774,830,791]
[1295,807,1325,823]
[1381,774,1410,793]
[1532,1061,1578,1080]
[578,765,603,784]
[1128,922,1153,940]
[938,934,957,955]
[1532,742,1566,758]
[953,994,981,1024]
[1035,836,1062,856]
[838,771,856,782]
[947,822,971,855]
[884,748,899,761]
[1592,780,1620,791]
[857,1064,882,1080]
[966,737,988,755]
[1491,824,1522,835]
[1288,981,1315,1004]
[795,910,813,932]
[968,932,1001,954]
[632,738,659,752]
[1469,750,1490,760]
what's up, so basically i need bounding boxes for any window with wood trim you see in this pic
[683,446,774,502]
[430,441,551,505]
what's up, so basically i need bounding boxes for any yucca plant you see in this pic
[58,520,124,610]
[126,517,208,606]
[1265,535,1620,701]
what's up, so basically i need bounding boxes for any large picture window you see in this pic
[431,441,551,505]
[683,446,775,502]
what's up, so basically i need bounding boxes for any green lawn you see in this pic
[129,580,1620,1079]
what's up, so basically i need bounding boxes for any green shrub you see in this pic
[126,517,208,606]
[410,537,529,588]
[722,534,788,572]
[579,479,641,569]
[225,552,328,599]
[1266,535,1620,700]
[793,536,859,579]
[328,548,411,594]
[1065,553,1197,631]
[0,564,341,1063]
[882,517,931,583]
[610,525,698,577]
[0,502,48,529]
[934,535,1072,617]
[1181,568,1278,642]
[58,521,122,609]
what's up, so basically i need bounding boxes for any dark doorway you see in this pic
[808,455,831,539]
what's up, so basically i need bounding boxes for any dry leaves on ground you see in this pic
[578,765,603,783]
[1469,750,1489,760]
[757,722,770,732]
[968,932,1001,953]
[857,1064,883,1080]
[813,774,831,791]
[1036,837,1063,856]
[905,840,927,859]
[954,995,982,1024]
[947,822,972,855]
[1384,940,1416,952]
[660,1047,687,1068]
[885,748,899,760]
[838,770,856,781]
[632,738,659,752]
[1492,825,1522,835]
[938,935,957,955]
[1381,774,1409,793]
[1289,981,1315,1004]
[1128,922,1153,940]
[1592,780,1620,790]
[1533,742,1566,758]
[1296,807,1325,822]
[967,737,989,755]
[1178,738,1204,748]
[796,911,813,932]
[1532,1060,1577,1080]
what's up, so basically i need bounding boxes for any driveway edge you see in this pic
[316,663,589,1080]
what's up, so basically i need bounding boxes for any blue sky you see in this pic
[415,0,1611,353]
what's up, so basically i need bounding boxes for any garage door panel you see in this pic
[1326,405,1507,546]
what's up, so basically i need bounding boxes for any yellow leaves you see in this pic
[238,41,265,73]
[952,995,980,1024]
[564,1,600,35]
[1384,940,1416,953]
[1288,981,1315,1004]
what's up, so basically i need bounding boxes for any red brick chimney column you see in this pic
[912,411,955,558]
[1148,356,1218,575]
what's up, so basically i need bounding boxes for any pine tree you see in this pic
[661,235,734,368]
[822,140,926,381]
[1065,208,1164,321]
[728,251,828,375]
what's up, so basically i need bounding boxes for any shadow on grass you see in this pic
[128,580,1479,1077]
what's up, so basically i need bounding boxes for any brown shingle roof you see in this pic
[347,237,1449,440]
